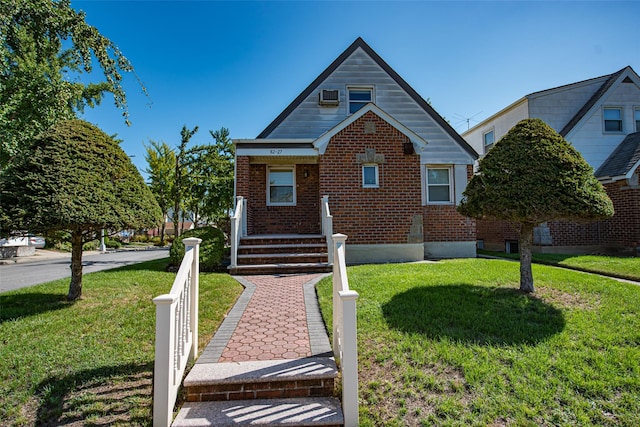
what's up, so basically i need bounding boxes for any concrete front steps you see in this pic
[172,357,343,427]
[229,235,331,275]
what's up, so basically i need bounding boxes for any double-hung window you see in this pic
[635,107,640,131]
[362,164,379,188]
[267,166,295,206]
[348,87,373,114]
[426,166,452,203]
[604,107,623,132]
[483,129,495,153]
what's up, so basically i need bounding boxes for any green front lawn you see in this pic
[479,250,640,282]
[317,259,640,426]
[0,259,243,426]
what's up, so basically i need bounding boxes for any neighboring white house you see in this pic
[463,66,640,253]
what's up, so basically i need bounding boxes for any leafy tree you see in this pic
[0,120,162,300]
[144,140,175,244]
[173,125,199,237]
[0,0,141,165]
[458,119,613,293]
[185,127,235,227]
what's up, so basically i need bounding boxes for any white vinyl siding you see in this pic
[267,166,295,206]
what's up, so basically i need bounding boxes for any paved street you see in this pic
[0,248,170,292]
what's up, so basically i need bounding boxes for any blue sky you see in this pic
[71,0,640,175]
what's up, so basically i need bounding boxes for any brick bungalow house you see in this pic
[463,66,640,254]
[230,38,478,273]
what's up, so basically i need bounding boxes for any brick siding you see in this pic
[476,179,639,252]
[245,163,321,235]
[319,111,423,244]
[423,165,476,242]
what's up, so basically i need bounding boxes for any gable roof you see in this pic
[559,66,635,137]
[257,37,478,159]
[313,103,429,155]
[595,131,640,179]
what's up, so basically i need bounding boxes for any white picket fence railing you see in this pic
[152,238,201,427]
[229,196,245,269]
[321,196,334,265]
[331,233,359,427]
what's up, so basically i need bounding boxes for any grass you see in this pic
[0,258,243,426]
[479,250,640,282]
[317,259,640,426]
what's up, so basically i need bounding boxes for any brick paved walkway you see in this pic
[197,273,332,364]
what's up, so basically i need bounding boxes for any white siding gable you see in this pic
[566,80,640,170]
[266,47,474,164]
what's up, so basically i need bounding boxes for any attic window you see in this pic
[348,87,373,113]
[635,107,640,131]
[604,107,623,132]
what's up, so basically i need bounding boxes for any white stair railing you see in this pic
[229,196,245,269]
[152,238,201,427]
[321,196,334,264]
[331,233,358,427]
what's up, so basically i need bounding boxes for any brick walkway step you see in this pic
[184,357,338,402]
[172,397,344,427]
[229,263,332,276]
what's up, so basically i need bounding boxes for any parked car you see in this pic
[0,234,45,248]
[29,235,46,248]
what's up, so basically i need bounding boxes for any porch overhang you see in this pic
[234,138,318,158]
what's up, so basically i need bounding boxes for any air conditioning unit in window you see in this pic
[319,89,339,106]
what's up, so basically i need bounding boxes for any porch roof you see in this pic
[234,138,318,157]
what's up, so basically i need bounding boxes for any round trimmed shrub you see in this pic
[169,227,225,272]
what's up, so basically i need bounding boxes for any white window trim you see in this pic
[634,106,640,132]
[347,85,375,114]
[603,106,624,133]
[483,128,495,154]
[266,165,296,206]
[362,164,379,188]
[426,165,453,205]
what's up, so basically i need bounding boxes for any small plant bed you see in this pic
[479,249,640,282]
[316,259,640,426]
[0,258,243,426]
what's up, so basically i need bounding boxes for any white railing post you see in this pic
[153,295,175,427]
[153,238,201,427]
[331,233,359,427]
[230,196,244,269]
[340,290,359,427]
[322,196,334,264]
[183,237,201,361]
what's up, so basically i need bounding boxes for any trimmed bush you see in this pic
[169,227,225,272]
[105,237,122,249]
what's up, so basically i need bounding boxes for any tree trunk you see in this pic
[160,220,166,244]
[519,222,535,293]
[68,229,84,301]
